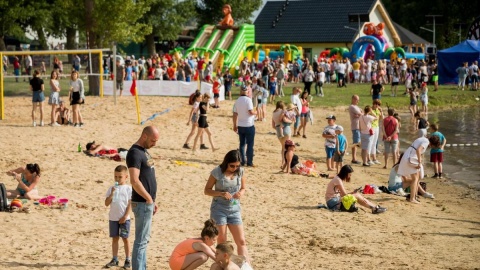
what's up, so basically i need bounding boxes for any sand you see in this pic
[0,95,479,270]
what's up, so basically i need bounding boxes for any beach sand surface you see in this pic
[0,96,479,270]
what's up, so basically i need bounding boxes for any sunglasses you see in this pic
[228,164,240,169]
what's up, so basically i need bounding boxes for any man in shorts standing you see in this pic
[349,95,362,164]
[382,108,399,169]
[116,60,125,96]
[127,126,160,270]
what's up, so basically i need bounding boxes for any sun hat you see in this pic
[286,103,296,110]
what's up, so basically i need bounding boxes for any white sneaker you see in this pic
[396,188,407,196]
[52,122,61,127]
[423,192,435,199]
[373,160,382,165]
[33,121,36,127]
[40,121,44,126]
[368,160,375,165]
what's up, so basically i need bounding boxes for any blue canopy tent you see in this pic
[438,40,480,84]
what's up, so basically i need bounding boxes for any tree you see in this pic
[0,0,27,51]
[141,0,196,56]
[195,0,262,27]
[382,0,480,49]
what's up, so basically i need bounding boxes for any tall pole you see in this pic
[426,15,442,47]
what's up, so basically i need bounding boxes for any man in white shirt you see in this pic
[233,88,257,166]
[290,87,302,137]
[336,59,347,87]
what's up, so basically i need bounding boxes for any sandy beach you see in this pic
[0,95,479,270]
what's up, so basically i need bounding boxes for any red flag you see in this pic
[130,79,137,96]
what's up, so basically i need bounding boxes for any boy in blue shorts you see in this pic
[105,165,132,268]
[334,126,348,173]
[429,124,446,179]
[322,115,338,171]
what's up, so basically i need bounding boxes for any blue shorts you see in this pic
[186,77,191,82]
[325,147,335,159]
[352,129,361,144]
[32,91,45,102]
[261,97,268,104]
[326,197,341,210]
[283,124,291,136]
[300,112,309,118]
[109,220,131,238]
[210,198,242,225]
[269,88,276,96]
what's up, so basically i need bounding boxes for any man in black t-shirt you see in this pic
[126,125,160,270]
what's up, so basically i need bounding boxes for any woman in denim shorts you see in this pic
[204,150,250,262]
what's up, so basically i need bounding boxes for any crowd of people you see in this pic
[5,48,456,269]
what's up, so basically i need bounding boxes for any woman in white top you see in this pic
[359,105,377,166]
[397,135,441,203]
[48,71,61,126]
[388,154,434,198]
[69,70,85,127]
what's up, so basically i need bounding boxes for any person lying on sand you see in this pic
[85,141,126,158]
[281,140,330,178]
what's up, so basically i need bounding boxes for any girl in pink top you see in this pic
[169,219,218,270]
[299,91,310,138]
[324,165,387,214]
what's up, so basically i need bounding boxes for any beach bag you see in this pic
[339,194,358,212]
[0,183,8,212]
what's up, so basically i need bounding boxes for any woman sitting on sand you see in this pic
[281,140,327,177]
[6,163,42,200]
[325,165,387,214]
[169,219,218,270]
[388,154,435,199]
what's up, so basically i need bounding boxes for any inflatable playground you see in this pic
[318,23,426,63]
[182,4,303,73]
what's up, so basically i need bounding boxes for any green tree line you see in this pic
[0,0,261,55]
[383,0,480,49]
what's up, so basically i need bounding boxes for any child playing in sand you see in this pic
[334,126,348,174]
[56,101,71,125]
[168,219,218,270]
[6,163,42,200]
[210,243,241,270]
[104,165,132,269]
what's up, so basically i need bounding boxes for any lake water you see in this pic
[398,106,480,190]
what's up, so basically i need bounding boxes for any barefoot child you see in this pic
[210,243,241,270]
[169,219,218,270]
[429,123,446,179]
[104,165,132,269]
[334,126,348,174]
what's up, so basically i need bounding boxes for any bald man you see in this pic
[349,95,362,164]
[127,125,160,270]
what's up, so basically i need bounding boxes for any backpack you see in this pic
[0,183,8,212]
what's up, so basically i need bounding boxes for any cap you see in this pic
[285,139,295,147]
[326,115,336,120]
[335,125,344,132]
